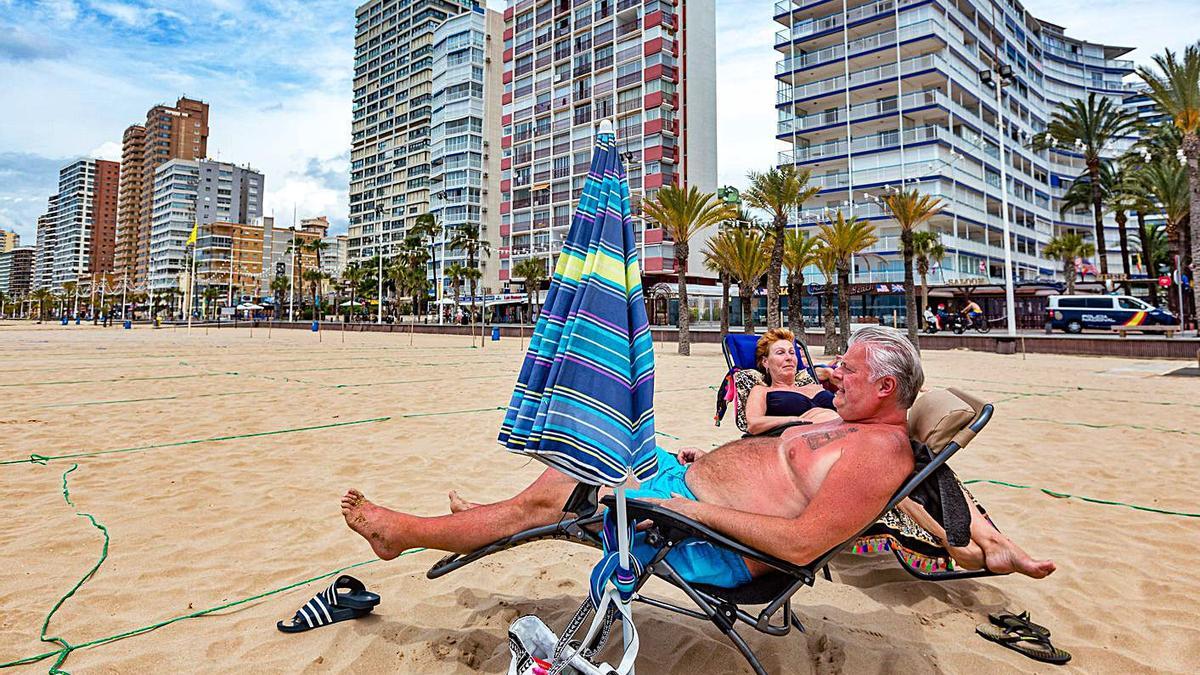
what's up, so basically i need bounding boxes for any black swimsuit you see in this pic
[764,389,837,416]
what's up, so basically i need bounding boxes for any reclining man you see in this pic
[342,327,1054,586]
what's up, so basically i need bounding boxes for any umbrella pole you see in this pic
[614,483,636,675]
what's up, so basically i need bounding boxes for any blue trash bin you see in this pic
[61,317,69,325]
[311,320,320,332]
[75,317,81,325]
[491,326,500,341]
[123,320,132,330]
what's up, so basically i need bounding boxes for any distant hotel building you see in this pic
[430,6,503,296]
[773,0,1137,287]
[0,246,34,296]
[0,228,19,252]
[115,96,210,288]
[348,0,479,271]
[30,159,119,290]
[498,0,717,285]
[149,158,263,290]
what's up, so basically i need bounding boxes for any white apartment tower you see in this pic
[774,0,1138,300]
[499,0,718,286]
[348,0,479,265]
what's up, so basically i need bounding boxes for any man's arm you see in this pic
[646,431,912,566]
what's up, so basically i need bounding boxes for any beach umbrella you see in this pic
[498,119,654,672]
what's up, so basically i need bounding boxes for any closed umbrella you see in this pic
[498,119,654,671]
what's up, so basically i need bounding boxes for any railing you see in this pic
[780,51,942,103]
[774,0,898,46]
[778,88,942,135]
[776,17,941,77]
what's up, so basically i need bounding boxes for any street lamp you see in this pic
[374,203,385,324]
[979,63,1018,337]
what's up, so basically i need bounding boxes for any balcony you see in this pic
[774,0,900,47]
[778,51,943,104]
[776,17,941,79]
[781,124,949,164]
[778,88,943,135]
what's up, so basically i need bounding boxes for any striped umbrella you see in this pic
[498,120,656,488]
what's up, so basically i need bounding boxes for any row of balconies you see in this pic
[775,0,906,48]
[778,87,943,136]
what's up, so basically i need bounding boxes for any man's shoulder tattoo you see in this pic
[802,426,859,451]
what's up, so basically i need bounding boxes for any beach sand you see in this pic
[0,323,1196,673]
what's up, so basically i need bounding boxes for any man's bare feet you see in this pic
[979,534,1056,579]
[448,490,481,514]
[341,489,407,561]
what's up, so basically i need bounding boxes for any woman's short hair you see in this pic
[755,327,795,384]
[847,326,924,408]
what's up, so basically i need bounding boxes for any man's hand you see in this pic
[675,446,706,464]
[640,495,705,522]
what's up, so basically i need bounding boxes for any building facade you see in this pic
[260,216,328,300]
[38,159,120,290]
[348,0,478,269]
[0,247,35,296]
[430,6,503,298]
[773,0,1138,292]
[194,221,266,301]
[33,195,58,290]
[321,233,350,279]
[498,0,718,287]
[148,159,264,291]
[115,97,211,289]
[0,228,19,252]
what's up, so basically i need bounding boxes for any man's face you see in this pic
[829,343,888,421]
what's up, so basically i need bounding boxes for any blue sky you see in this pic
[1,0,1198,246]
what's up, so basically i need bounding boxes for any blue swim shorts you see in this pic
[623,448,752,588]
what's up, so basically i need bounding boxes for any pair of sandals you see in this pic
[277,575,380,633]
[976,610,1071,664]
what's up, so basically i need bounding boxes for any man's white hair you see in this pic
[847,326,924,408]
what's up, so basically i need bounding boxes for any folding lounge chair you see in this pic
[587,387,996,674]
[714,333,820,433]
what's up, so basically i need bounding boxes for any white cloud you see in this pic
[88,141,122,162]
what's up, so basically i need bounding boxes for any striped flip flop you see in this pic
[277,575,379,633]
[976,621,1071,664]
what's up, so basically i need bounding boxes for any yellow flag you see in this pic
[186,222,198,246]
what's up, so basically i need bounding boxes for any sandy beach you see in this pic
[0,322,1196,674]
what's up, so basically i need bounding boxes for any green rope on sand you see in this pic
[400,406,506,418]
[0,417,391,466]
[963,479,1200,518]
[0,373,228,388]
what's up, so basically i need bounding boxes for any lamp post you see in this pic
[980,63,1017,337]
[375,203,385,324]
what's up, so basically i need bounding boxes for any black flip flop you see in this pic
[277,575,379,633]
[989,610,1050,639]
[976,621,1071,665]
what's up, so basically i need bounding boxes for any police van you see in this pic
[1047,295,1179,333]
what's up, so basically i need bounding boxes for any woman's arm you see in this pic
[744,385,807,435]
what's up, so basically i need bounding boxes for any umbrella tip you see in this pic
[598,119,615,136]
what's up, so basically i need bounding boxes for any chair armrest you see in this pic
[600,495,813,580]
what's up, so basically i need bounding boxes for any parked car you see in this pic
[1046,294,1179,333]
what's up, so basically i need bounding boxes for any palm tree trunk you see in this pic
[919,270,930,330]
[740,288,754,334]
[836,264,851,354]
[719,272,730,335]
[766,214,785,329]
[1186,131,1200,325]
[676,247,690,356]
[1064,258,1076,295]
[1089,161,1109,275]
[1115,209,1131,294]
[822,284,837,352]
[787,276,805,342]
[901,229,918,348]
[1139,211,1159,307]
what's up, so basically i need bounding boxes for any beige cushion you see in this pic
[907,387,987,451]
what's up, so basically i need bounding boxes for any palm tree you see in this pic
[341,263,368,322]
[1140,224,1172,306]
[444,263,468,321]
[911,231,946,327]
[704,228,769,334]
[270,275,290,319]
[814,244,840,352]
[743,165,818,329]
[302,238,330,312]
[410,213,440,300]
[1030,93,1138,275]
[447,223,492,325]
[31,288,53,321]
[702,247,732,335]
[1138,44,1200,315]
[201,286,221,319]
[511,257,547,323]
[782,229,820,341]
[302,269,325,319]
[880,188,944,344]
[642,185,737,355]
[817,211,878,353]
[1044,232,1095,295]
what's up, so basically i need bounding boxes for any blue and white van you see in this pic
[1047,295,1179,333]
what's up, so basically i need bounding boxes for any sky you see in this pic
[1,0,1198,246]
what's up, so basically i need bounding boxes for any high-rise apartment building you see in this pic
[348,0,478,268]
[33,195,58,290]
[148,159,264,290]
[321,234,350,279]
[0,247,35,296]
[50,158,120,289]
[115,96,210,288]
[430,6,503,297]
[498,0,717,286]
[0,228,19,252]
[773,0,1137,291]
